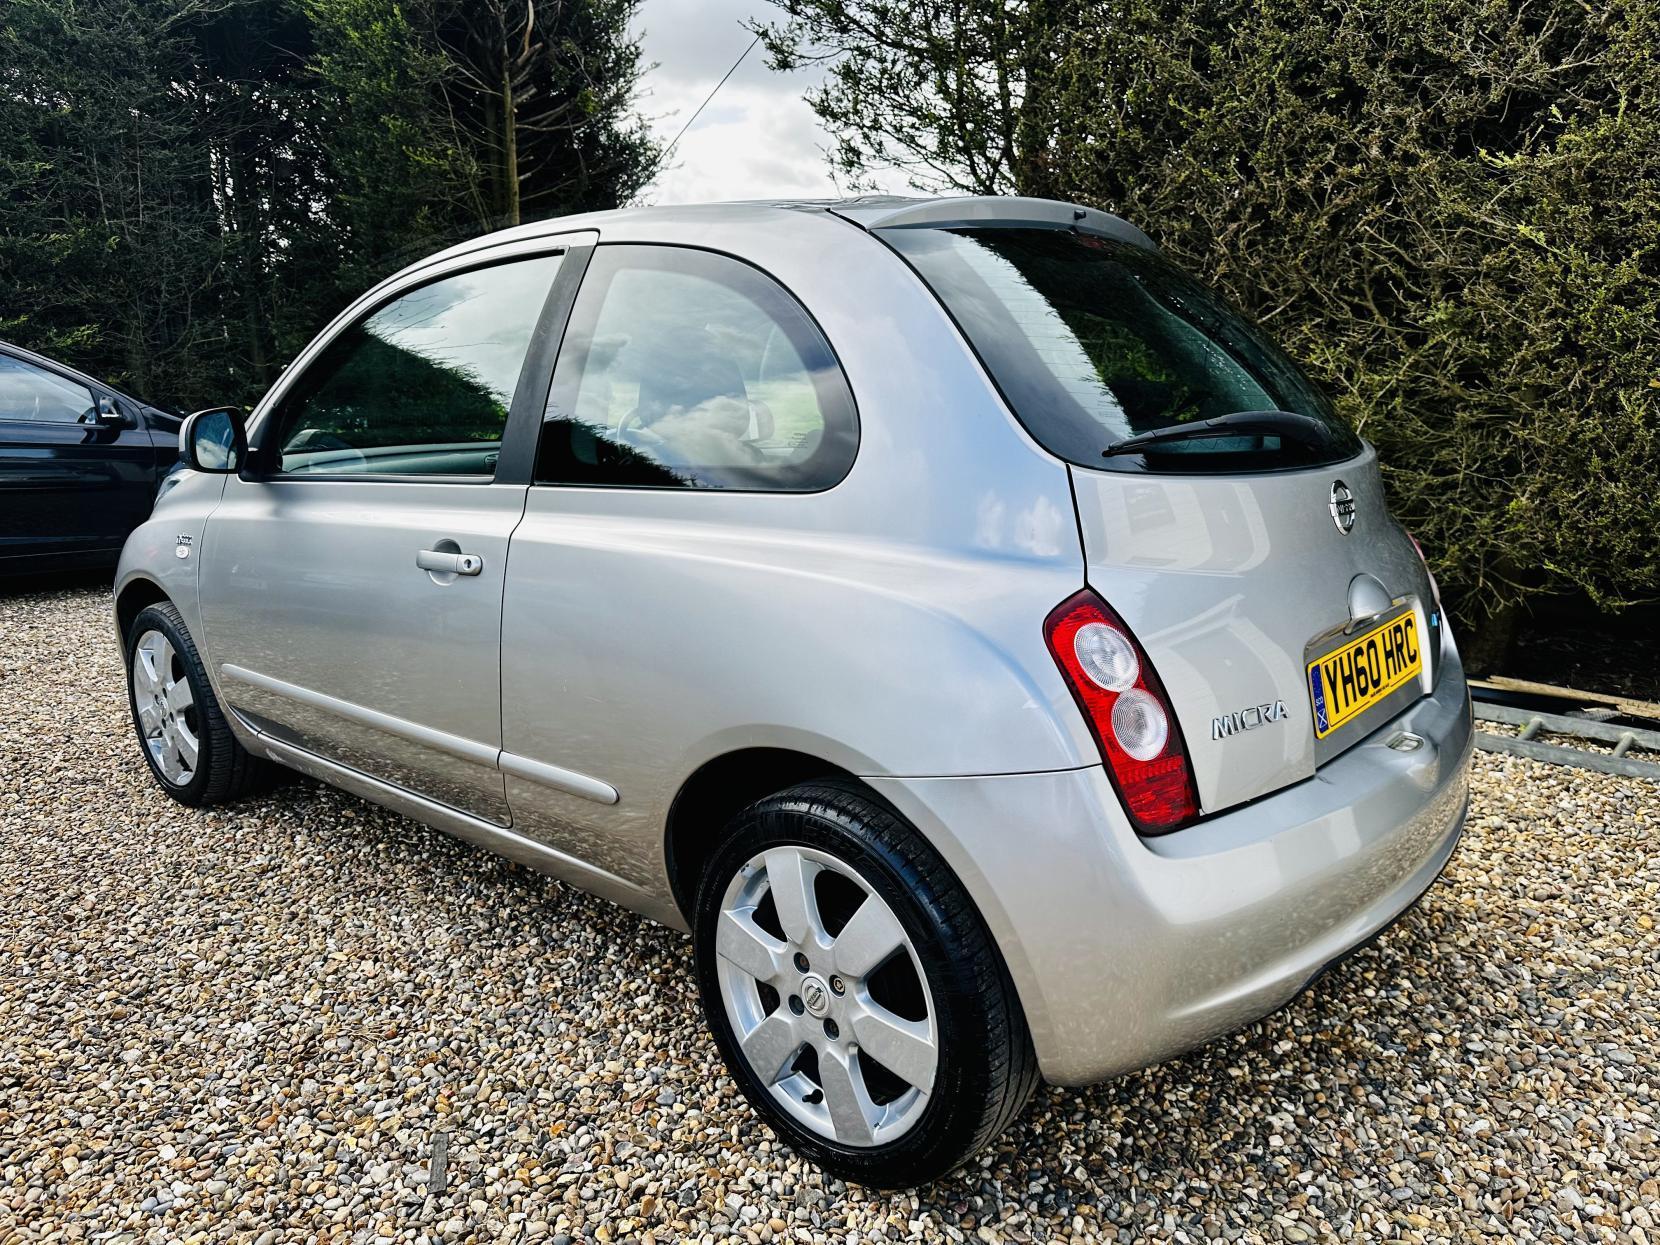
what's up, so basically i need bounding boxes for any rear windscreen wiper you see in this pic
[1101,409,1337,459]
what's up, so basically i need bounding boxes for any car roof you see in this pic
[287,194,1166,411]
[411,194,1156,275]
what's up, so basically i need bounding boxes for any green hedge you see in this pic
[1036,0,1660,664]
[768,0,1660,664]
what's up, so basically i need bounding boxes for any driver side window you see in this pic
[269,255,561,477]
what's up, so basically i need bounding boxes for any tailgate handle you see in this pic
[1346,573,1395,632]
[417,548,483,576]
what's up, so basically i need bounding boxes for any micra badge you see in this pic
[175,534,193,560]
[1211,700,1288,740]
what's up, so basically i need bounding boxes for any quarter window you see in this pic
[0,355,97,425]
[268,255,562,477]
[535,246,857,491]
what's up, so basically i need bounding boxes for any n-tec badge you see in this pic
[1212,700,1288,740]
[175,533,194,559]
[1329,480,1357,534]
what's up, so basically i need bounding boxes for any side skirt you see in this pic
[251,732,687,931]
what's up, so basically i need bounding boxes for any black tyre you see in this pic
[126,600,273,806]
[693,780,1038,1187]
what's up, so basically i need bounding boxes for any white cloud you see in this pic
[632,0,905,205]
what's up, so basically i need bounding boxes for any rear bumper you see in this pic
[867,638,1473,1086]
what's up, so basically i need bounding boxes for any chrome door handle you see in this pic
[417,548,483,576]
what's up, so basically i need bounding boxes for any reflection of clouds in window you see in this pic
[891,227,1352,467]
[535,246,856,492]
[0,356,94,423]
[953,238,1128,437]
[275,256,559,477]
[579,269,824,456]
[366,264,553,406]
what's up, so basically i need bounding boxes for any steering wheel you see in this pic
[615,408,668,454]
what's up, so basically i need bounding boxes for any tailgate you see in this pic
[1070,446,1441,814]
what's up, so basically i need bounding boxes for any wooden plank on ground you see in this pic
[1469,675,1660,723]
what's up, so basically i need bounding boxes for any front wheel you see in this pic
[126,600,272,806]
[693,780,1038,1187]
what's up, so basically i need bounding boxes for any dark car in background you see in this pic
[0,341,182,575]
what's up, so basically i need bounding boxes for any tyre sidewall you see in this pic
[693,785,1019,1187]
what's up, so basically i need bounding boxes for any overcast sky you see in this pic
[631,0,904,204]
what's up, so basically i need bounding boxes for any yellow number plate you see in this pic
[1307,612,1422,739]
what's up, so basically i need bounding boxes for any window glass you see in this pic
[536,246,857,491]
[0,355,97,424]
[270,255,561,476]
[884,227,1360,471]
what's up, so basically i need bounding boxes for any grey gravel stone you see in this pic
[3,582,1658,1244]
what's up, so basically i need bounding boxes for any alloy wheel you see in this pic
[132,629,199,786]
[713,844,938,1148]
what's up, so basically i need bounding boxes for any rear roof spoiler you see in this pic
[827,195,1158,253]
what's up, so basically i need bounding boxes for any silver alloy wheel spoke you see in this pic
[133,649,160,699]
[740,1013,804,1084]
[159,732,187,783]
[135,632,168,695]
[818,1047,878,1147]
[714,843,939,1149]
[851,1003,938,1088]
[165,676,194,714]
[716,909,785,984]
[831,894,907,979]
[174,720,201,771]
[763,847,822,947]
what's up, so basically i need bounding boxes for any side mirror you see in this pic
[180,406,247,473]
[94,395,126,427]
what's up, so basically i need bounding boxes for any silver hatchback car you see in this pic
[116,196,1472,1186]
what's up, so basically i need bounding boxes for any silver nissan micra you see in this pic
[115,196,1473,1186]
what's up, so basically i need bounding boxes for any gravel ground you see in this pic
[3,583,1658,1245]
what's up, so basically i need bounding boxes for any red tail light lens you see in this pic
[1044,590,1199,834]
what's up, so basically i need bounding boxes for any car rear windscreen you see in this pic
[881,226,1361,472]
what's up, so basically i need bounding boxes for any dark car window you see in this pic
[0,354,97,425]
[883,227,1360,472]
[268,255,562,477]
[535,245,858,491]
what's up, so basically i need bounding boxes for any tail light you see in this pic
[1044,590,1199,834]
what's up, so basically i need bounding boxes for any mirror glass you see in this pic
[191,409,241,471]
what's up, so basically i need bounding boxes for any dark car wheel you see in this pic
[693,780,1039,1187]
[126,600,272,806]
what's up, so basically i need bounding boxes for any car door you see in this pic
[197,248,570,825]
[498,244,862,891]
[0,351,158,565]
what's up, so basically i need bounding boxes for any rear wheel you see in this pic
[693,780,1038,1186]
[126,601,272,806]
